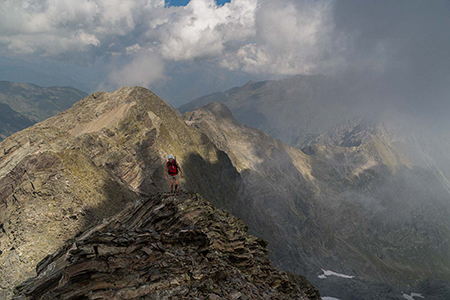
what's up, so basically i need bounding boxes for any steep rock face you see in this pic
[0,81,87,123]
[184,103,320,271]
[0,87,248,298]
[183,103,450,299]
[13,191,320,300]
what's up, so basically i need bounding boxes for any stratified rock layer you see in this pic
[13,191,320,300]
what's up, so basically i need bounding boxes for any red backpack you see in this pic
[167,159,178,175]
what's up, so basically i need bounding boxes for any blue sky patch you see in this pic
[166,0,231,7]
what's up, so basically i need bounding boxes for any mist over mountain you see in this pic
[180,73,450,299]
[179,72,450,151]
[179,74,381,147]
[183,102,450,299]
[180,73,450,195]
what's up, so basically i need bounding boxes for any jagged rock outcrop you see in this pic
[13,191,320,300]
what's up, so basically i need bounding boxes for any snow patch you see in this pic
[318,269,354,279]
[403,293,425,300]
[322,297,342,300]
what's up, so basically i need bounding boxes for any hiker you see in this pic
[164,155,184,194]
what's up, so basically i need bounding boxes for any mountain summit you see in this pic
[0,87,256,298]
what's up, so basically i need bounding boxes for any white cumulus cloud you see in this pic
[107,51,165,88]
[158,0,257,61]
[0,0,371,89]
[220,0,340,75]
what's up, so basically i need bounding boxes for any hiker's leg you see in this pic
[170,179,174,193]
[175,179,179,192]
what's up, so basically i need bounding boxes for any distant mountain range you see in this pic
[0,81,87,141]
[179,74,359,148]
[0,57,91,93]
[0,103,34,140]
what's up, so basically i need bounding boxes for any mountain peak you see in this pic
[0,86,260,297]
[36,86,175,137]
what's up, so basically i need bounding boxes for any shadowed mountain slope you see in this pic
[0,103,35,142]
[184,102,450,300]
[13,191,320,300]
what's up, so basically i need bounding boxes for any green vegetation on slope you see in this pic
[0,81,87,122]
[0,103,35,141]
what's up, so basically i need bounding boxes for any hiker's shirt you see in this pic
[167,160,179,179]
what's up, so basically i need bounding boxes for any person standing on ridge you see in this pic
[164,155,184,194]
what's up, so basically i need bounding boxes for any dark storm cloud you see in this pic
[330,0,450,119]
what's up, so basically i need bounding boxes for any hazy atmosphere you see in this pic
[1,0,449,117]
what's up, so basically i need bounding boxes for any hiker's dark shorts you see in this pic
[168,174,179,181]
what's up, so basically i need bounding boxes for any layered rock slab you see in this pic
[13,191,320,300]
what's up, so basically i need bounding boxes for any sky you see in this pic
[167,0,230,6]
[0,0,449,114]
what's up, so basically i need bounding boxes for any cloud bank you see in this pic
[0,0,449,116]
[0,0,340,88]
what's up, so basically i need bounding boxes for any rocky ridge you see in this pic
[13,191,320,300]
[3,85,450,300]
[0,87,250,298]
